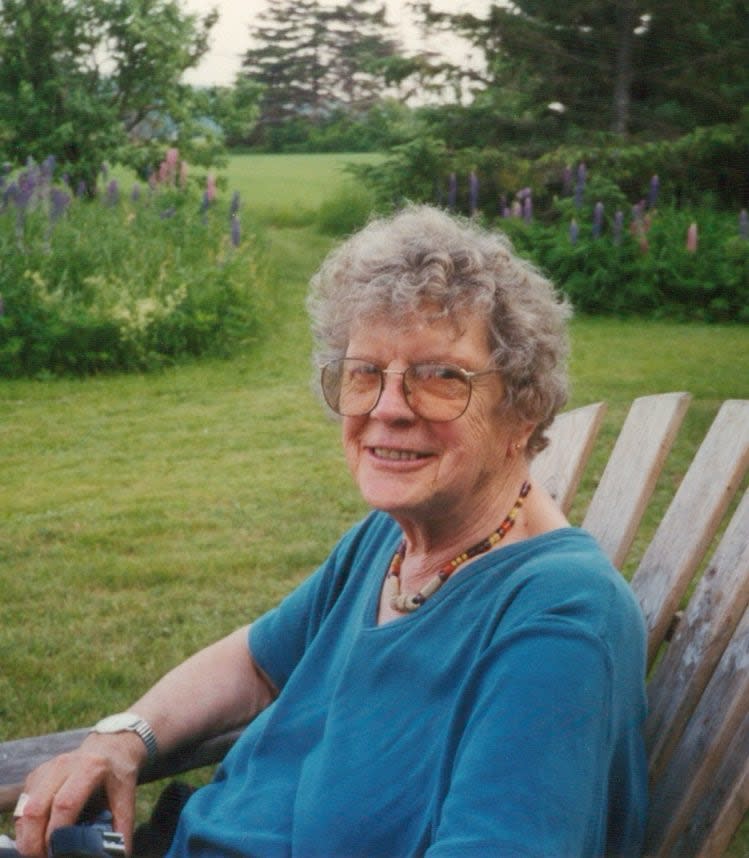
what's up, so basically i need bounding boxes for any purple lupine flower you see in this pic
[231,215,241,247]
[569,219,579,244]
[49,187,71,223]
[447,172,457,210]
[562,165,573,195]
[2,181,17,210]
[230,191,240,218]
[592,201,604,238]
[574,162,586,208]
[648,174,660,209]
[16,169,36,210]
[469,171,479,215]
[105,179,119,206]
[131,183,141,203]
[739,209,748,239]
[76,180,87,198]
[613,210,624,244]
[41,155,56,177]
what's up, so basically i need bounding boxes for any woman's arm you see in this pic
[14,625,276,858]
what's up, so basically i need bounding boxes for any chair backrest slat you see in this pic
[643,605,749,857]
[645,489,749,782]
[631,399,749,666]
[582,392,691,568]
[531,401,606,514]
[671,716,749,858]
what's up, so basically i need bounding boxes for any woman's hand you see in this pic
[13,731,145,858]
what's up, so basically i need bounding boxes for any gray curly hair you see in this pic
[307,205,572,455]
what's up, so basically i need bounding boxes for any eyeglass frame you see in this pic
[320,357,502,422]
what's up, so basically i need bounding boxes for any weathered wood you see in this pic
[672,713,749,858]
[0,729,88,812]
[645,489,749,782]
[140,729,244,785]
[582,392,691,568]
[631,399,749,666]
[644,606,749,857]
[0,728,244,813]
[531,401,606,514]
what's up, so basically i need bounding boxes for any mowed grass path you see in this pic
[1,153,748,846]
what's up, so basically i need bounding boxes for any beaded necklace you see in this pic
[384,480,532,613]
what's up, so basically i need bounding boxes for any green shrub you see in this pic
[500,205,749,322]
[0,163,273,376]
[317,182,375,235]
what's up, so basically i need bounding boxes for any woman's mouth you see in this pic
[370,447,430,462]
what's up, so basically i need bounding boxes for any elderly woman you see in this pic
[14,206,647,858]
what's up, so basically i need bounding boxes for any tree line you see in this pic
[1,0,747,206]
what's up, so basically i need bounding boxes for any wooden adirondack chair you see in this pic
[1,393,747,857]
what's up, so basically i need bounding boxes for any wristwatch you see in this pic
[90,712,158,762]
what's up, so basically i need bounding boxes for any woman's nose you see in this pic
[370,370,415,420]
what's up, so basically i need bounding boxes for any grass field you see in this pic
[1,153,747,848]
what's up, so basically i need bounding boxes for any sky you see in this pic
[182,0,493,87]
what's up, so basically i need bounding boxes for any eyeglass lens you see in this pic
[321,359,472,421]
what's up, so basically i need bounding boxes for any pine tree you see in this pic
[241,0,402,144]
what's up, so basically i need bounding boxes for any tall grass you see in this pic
[1,153,747,850]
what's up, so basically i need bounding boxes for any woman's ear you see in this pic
[506,422,536,458]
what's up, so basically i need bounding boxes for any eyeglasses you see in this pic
[320,358,500,422]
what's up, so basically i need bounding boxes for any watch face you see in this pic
[94,713,139,732]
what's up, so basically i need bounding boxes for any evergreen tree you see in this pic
[241,0,401,147]
[322,0,400,110]
[416,0,749,138]
[241,0,328,143]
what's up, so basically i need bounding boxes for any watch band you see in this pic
[130,717,158,762]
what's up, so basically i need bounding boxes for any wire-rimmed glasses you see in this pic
[320,358,500,422]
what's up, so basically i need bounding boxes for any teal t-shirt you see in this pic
[167,514,648,857]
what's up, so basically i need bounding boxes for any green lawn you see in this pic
[1,153,747,849]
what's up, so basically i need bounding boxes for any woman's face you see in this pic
[341,311,523,533]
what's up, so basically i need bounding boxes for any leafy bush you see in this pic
[351,138,748,322]
[500,205,749,322]
[317,182,376,235]
[0,160,273,377]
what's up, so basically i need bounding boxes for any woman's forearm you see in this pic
[130,624,276,758]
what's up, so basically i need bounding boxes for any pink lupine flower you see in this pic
[522,194,533,223]
[206,174,217,203]
[686,222,698,253]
